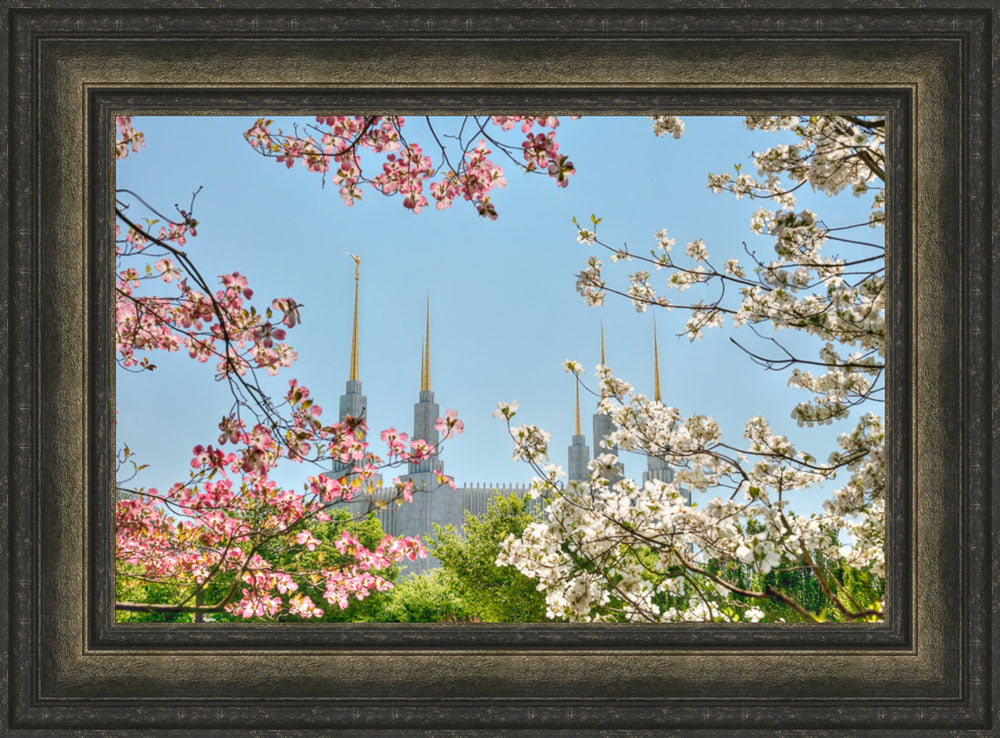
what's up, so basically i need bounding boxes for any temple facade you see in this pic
[335,258,682,575]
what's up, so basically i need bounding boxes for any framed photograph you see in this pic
[3,2,996,733]
[111,110,890,631]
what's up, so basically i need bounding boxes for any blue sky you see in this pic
[116,115,883,517]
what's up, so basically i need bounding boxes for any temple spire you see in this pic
[653,315,661,403]
[335,253,368,471]
[568,372,590,482]
[593,319,623,482]
[575,377,581,435]
[348,253,360,381]
[420,295,431,391]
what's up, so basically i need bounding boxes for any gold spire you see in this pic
[348,253,360,381]
[420,295,431,391]
[653,315,662,403]
[575,378,581,435]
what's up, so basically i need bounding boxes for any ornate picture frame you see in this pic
[2,2,995,732]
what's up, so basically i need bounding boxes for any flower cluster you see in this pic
[117,385,464,619]
[244,115,576,218]
[496,366,881,621]
[650,115,685,139]
[116,258,302,379]
[115,123,466,620]
[499,115,886,622]
[115,116,146,159]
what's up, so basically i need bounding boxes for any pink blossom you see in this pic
[295,529,320,551]
[153,258,181,283]
[243,115,574,219]
[408,438,433,461]
[434,409,465,439]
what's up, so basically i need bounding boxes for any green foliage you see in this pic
[750,559,883,622]
[699,555,885,623]
[428,493,551,622]
[371,568,474,623]
[115,565,193,622]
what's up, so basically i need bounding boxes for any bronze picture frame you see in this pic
[2,1,996,732]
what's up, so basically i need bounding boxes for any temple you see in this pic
[641,317,686,499]
[590,320,625,484]
[338,259,684,574]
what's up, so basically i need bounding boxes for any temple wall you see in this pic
[343,482,535,576]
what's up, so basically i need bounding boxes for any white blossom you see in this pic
[650,115,685,139]
[492,400,519,419]
[685,238,709,261]
[507,115,886,622]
